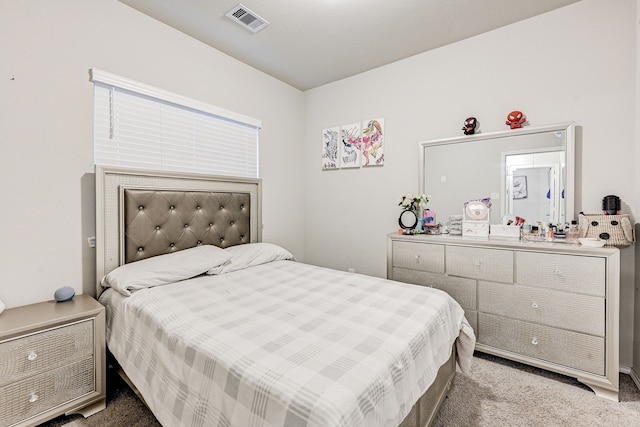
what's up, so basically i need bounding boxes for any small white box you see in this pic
[462,221,489,237]
[490,224,521,239]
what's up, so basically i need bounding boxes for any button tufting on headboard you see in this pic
[95,166,261,297]
[123,189,251,263]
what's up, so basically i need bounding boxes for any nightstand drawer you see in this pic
[446,246,513,283]
[478,313,604,375]
[392,241,445,273]
[0,357,95,427]
[0,320,94,387]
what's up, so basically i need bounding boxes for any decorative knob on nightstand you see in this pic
[531,302,539,309]
[27,351,38,361]
[474,260,481,267]
[531,338,539,345]
[554,269,562,276]
[29,392,39,403]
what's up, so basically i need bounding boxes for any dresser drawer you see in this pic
[446,246,513,283]
[392,241,445,273]
[478,313,604,375]
[516,252,605,296]
[0,357,95,426]
[0,320,94,387]
[393,267,476,310]
[478,281,604,336]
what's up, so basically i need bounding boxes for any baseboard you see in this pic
[619,365,631,375]
[630,367,640,391]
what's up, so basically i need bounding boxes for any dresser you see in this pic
[387,233,620,401]
[0,294,106,426]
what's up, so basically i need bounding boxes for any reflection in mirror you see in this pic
[419,123,574,227]
[504,150,565,224]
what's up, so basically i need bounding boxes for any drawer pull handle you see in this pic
[531,338,539,345]
[27,351,38,361]
[554,269,562,276]
[29,393,39,403]
[531,302,539,309]
[414,254,420,262]
[474,260,481,267]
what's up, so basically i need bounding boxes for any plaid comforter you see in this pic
[100,260,475,427]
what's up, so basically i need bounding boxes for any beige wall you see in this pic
[0,0,638,374]
[0,0,305,308]
[303,0,637,369]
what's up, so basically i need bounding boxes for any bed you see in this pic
[95,165,475,427]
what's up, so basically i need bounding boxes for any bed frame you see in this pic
[94,165,455,427]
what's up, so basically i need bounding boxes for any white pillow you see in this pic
[211,242,295,274]
[101,245,232,296]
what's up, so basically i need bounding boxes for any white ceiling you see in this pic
[119,0,579,91]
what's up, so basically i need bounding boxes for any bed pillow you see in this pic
[101,245,232,296]
[210,242,295,274]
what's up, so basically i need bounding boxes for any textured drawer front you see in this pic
[0,357,95,426]
[478,313,604,375]
[392,267,476,309]
[0,320,94,387]
[392,241,445,273]
[446,246,513,283]
[478,281,604,336]
[516,252,605,296]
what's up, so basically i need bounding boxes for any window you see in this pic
[91,69,261,178]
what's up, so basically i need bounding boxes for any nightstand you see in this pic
[0,294,106,426]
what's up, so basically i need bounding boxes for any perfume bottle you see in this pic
[567,220,579,242]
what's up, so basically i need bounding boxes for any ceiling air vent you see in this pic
[225,4,269,33]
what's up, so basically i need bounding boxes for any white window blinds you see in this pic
[91,69,261,178]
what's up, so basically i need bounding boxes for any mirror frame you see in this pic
[419,122,575,225]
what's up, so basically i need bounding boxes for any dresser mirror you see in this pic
[419,122,575,226]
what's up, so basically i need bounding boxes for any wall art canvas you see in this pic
[361,118,384,166]
[340,122,361,168]
[322,126,339,170]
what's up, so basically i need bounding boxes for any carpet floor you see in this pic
[40,352,640,427]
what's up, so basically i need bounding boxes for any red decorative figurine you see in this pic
[506,110,527,129]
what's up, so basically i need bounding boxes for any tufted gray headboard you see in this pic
[95,166,262,295]
[122,189,252,263]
